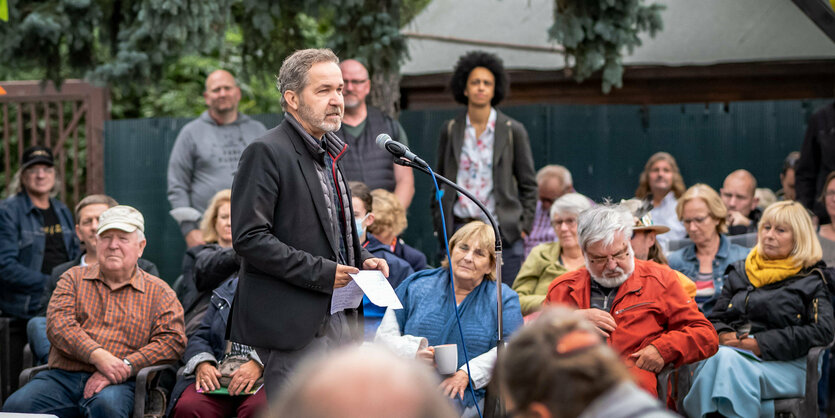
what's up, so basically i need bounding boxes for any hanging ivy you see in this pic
[548,0,664,93]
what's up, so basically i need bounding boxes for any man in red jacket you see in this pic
[545,204,718,396]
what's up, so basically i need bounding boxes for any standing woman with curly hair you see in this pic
[432,51,538,287]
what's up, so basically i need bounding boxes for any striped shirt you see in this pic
[46,264,186,373]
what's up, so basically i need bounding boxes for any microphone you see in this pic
[376,134,427,167]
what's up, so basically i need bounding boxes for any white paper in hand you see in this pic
[349,270,403,309]
[330,281,364,314]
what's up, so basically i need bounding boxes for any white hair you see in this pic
[550,193,593,220]
[536,164,573,188]
[577,204,634,251]
[586,242,635,287]
[98,228,146,242]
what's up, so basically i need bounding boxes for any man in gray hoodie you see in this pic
[167,70,267,248]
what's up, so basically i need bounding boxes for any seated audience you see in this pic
[268,345,457,418]
[2,205,186,417]
[683,201,835,418]
[498,307,676,418]
[524,165,573,257]
[622,199,697,299]
[168,276,267,418]
[376,221,523,414]
[368,188,428,271]
[1,146,80,320]
[778,151,800,201]
[513,193,592,315]
[349,182,414,339]
[27,194,159,365]
[668,184,749,313]
[721,169,762,236]
[634,151,687,251]
[817,171,835,267]
[545,204,718,396]
[179,189,239,337]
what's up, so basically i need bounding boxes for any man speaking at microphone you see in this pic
[228,48,389,400]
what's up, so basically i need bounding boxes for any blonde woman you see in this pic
[684,201,835,417]
[180,189,236,336]
[376,222,522,415]
[667,184,749,313]
[368,189,427,271]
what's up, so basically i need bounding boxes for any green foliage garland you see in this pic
[548,0,664,93]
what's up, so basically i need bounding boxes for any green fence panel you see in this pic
[104,99,831,282]
[103,114,282,283]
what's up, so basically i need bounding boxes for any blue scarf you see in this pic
[394,268,523,408]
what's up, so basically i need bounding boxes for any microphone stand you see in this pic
[395,158,507,407]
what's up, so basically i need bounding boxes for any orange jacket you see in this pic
[545,259,718,394]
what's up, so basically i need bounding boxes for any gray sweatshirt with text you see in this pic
[167,111,267,236]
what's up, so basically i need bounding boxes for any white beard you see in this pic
[588,255,635,288]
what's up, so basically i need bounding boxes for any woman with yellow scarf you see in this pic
[683,201,835,417]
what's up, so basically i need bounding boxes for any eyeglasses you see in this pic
[343,79,368,86]
[551,218,577,228]
[587,248,630,266]
[682,215,710,226]
[825,191,835,198]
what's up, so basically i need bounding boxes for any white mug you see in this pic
[434,344,458,375]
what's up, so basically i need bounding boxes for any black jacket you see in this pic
[229,118,373,351]
[709,260,835,361]
[432,110,537,246]
[796,101,835,223]
[179,244,239,337]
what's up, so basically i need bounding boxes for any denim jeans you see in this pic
[26,316,50,365]
[2,368,135,418]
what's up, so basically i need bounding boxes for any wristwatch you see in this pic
[123,358,133,372]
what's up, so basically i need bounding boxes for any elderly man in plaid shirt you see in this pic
[3,205,186,417]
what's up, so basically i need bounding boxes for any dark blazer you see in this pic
[229,119,373,351]
[433,109,537,246]
[796,101,835,223]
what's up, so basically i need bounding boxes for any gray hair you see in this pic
[550,192,593,219]
[268,345,457,418]
[536,164,573,188]
[577,204,634,251]
[276,48,340,109]
[6,167,63,198]
[96,228,145,243]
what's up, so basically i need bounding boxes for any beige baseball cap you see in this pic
[97,205,145,235]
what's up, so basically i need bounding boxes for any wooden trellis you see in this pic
[0,80,109,209]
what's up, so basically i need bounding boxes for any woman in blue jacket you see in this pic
[667,184,749,313]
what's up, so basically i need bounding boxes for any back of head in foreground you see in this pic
[498,308,674,418]
[266,345,457,418]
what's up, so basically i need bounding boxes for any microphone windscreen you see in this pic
[375,133,392,149]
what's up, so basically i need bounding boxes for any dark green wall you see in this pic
[104,99,831,282]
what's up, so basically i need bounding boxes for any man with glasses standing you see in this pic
[545,204,717,396]
[336,59,414,209]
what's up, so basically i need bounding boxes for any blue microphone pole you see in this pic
[394,157,506,354]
